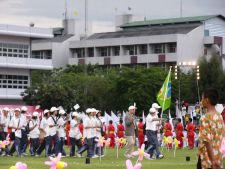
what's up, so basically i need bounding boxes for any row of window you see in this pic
[0,75,29,89]
[72,43,176,58]
[0,42,29,58]
[31,50,52,59]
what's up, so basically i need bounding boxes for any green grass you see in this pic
[0,147,220,169]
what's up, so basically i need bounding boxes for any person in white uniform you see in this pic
[69,112,82,157]
[57,109,68,156]
[29,112,40,156]
[36,109,50,157]
[9,108,22,157]
[0,107,10,155]
[20,106,28,155]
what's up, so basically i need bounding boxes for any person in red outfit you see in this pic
[137,118,144,148]
[65,121,71,146]
[163,119,173,149]
[186,118,195,149]
[108,120,115,148]
[176,118,184,149]
[117,119,124,138]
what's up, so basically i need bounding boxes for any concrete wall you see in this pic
[177,25,204,63]
[205,17,225,37]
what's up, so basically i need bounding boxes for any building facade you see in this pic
[68,15,225,69]
[0,24,53,104]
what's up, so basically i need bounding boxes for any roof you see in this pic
[121,15,225,28]
[32,34,73,43]
[87,23,200,40]
[0,24,53,38]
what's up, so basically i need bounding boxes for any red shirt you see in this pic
[176,122,184,136]
[186,122,195,136]
[117,124,124,138]
[108,124,115,137]
[164,122,173,137]
[138,122,144,136]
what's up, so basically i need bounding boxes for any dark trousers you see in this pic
[37,136,50,156]
[30,138,40,156]
[146,130,161,158]
[59,137,66,156]
[20,129,28,154]
[70,137,82,156]
[49,134,59,155]
[15,137,21,156]
[77,138,94,158]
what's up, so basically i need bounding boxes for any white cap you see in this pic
[21,106,28,112]
[50,107,59,112]
[86,108,92,114]
[72,112,78,117]
[3,107,9,111]
[149,107,156,113]
[152,103,161,109]
[44,109,49,114]
[59,109,66,115]
[128,105,136,110]
[33,112,39,117]
[14,108,21,112]
[91,108,97,113]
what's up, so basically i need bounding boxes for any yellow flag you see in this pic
[74,10,78,16]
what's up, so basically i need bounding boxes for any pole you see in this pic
[180,0,183,18]
[85,0,88,37]
[160,67,172,118]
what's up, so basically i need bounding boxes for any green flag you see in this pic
[157,68,171,111]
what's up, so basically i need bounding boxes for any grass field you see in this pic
[0,147,220,169]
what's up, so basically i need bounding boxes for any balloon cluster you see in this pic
[0,140,11,149]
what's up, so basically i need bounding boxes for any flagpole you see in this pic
[160,67,172,118]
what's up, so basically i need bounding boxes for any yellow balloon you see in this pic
[9,166,17,169]
[56,161,65,169]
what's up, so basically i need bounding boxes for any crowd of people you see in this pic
[0,88,225,168]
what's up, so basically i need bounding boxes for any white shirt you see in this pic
[9,116,22,138]
[83,116,94,139]
[20,113,27,130]
[29,120,40,138]
[47,116,57,136]
[69,119,82,139]
[57,117,66,138]
[146,114,158,131]
[0,114,10,132]
[95,118,102,138]
[40,117,49,137]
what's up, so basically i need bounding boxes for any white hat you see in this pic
[3,107,9,111]
[59,109,66,115]
[149,107,156,113]
[72,112,78,117]
[152,103,161,109]
[50,107,59,112]
[86,108,92,114]
[14,108,21,112]
[21,106,28,112]
[91,108,97,113]
[128,105,136,110]
[32,111,39,117]
[43,109,49,114]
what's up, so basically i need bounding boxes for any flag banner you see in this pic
[157,68,171,111]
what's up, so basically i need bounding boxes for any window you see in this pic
[139,45,148,54]
[87,48,94,57]
[112,46,120,56]
[167,43,176,53]
[0,74,29,89]
[73,48,85,58]
[99,47,110,57]
[0,42,29,58]
[152,44,165,54]
[125,45,137,55]
[31,50,52,59]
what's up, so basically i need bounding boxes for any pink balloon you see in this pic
[15,162,27,169]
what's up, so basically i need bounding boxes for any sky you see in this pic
[0,0,225,34]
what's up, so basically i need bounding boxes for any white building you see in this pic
[0,24,53,104]
[68,15,225,69]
